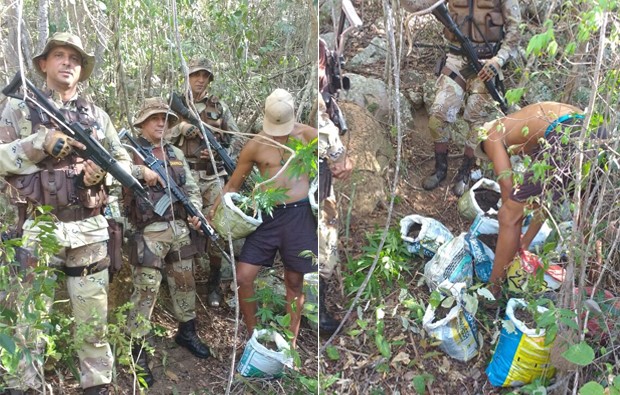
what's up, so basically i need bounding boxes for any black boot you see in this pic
[206,267,222,308]
[422,144,449,190]
[452,155,475,197]
[132,342,155,388]
[175,319,211,359]
[83,385,109,395]
[319,278,340,335]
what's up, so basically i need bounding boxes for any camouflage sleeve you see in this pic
[220,101,240,134]
[497,0,521,67]
[0,98,49,176]
[93,105,132,175]
[220,100,245,162]
[318,108,345,163]
[174,147,202,210]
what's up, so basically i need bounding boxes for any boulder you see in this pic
[340,73,413,125]
[334,102,395,217]
[349,37,387,68]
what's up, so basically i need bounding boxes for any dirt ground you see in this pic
[41,256,318,394]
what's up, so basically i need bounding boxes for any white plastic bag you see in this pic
[237,329,293,378]
[423,281,481,361]
[457,178,501,220]
[400,215,454,259]
[212,192,263,240]
[424,233,474,290]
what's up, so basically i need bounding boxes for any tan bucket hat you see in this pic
[188,57,214,79]
[263,89,295,137]
[133,97,179,128]
[33,32,96,82]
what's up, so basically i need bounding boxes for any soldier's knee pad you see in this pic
[428,115,449,142]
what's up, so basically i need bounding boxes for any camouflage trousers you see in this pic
[191,169,243,272]
[127,222,197,338]
[429,53,502,148]
[318,192,339,279]
[3,241,113,390]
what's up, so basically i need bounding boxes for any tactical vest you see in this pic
[446,0,504,47]
[5,97,107,222]
[179,95,229,174]
[126,138,188,228]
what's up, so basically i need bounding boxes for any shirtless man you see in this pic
[475,101,586,296]
[210,89,317,347]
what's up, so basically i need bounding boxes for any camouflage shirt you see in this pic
[0,91,132,248]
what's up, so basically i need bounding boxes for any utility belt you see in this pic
[448,43,497,60]
[54,206,101,222]
[187,160,223,175]
[62,259,109,277]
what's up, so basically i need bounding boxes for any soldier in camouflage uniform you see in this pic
[124,98,212,388]
[317,95,352,335]
[168,58,244,308]
[0,32,125,395]
[422,0,521,196]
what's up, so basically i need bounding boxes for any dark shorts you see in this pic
[511,115,584,203]
[239,198,318,274]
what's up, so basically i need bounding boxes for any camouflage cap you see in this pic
[188,57,214,79]
[32,32,96,82]
[133,97,179,128]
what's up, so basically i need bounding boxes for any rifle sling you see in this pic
[441,66,467,91]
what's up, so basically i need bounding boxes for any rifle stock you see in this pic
[1,72,154,210]
[168,93,236,176]
[432,3,508,113]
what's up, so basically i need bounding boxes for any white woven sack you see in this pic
[422,281,481,361]
[400,214,454,259]
[237,329,293,378]
[212,192,263,240]
[457,178,501,220]
[424,233,474,290]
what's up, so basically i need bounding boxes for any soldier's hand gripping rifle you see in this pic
[2,72,154,209]
[402,0,508,113]
[118,129,232,262]
[168,93,236,175]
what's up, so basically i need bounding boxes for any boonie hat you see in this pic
[188,57,214,79]
[133,97,179,128]
[263,89,295,137]
[33,32,96,82]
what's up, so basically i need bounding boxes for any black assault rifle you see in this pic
[430,2,508,113]
[322,0,362,136]
[2,72,153,209]
[168,93,236,175]
[118,129,231,262]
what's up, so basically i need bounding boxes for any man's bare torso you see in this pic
[248,123,316,203]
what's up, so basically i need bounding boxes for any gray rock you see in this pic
[340,73,413,125]
[349,37,387,68]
